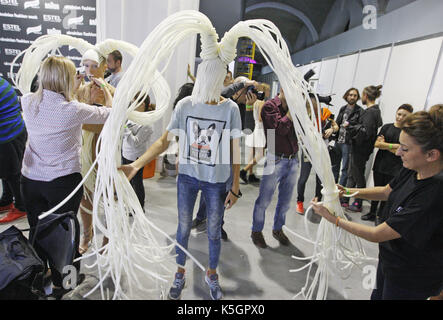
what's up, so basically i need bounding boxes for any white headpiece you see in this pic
[81,48,103,64]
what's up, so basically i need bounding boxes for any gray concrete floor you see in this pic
[0,165,379,300]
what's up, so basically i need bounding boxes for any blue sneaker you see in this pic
[205,273,223,300]
[168,272,185,300]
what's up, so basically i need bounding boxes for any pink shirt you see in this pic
[21,89,111,181]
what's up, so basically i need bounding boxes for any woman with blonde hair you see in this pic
[311,106,443,300]
[20,55,111,298]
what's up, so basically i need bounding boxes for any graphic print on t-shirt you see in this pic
[186,116,226,166]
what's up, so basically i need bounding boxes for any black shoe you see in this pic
[248,174,260,184]
[191,218,206,229]
[272,229,290,246]
[361,212,376,221]
[221,227,228,241]
[251,231,267,248]
[240,169,248,184]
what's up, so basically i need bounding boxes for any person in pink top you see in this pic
[20,56,111,299]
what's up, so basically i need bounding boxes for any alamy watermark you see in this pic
[363,5,377,30]
[362,264,377,290]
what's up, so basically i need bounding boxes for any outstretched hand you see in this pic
[336,184,347,197]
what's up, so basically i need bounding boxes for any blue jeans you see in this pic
[195,192,227,228]
[335,143,350,186]
[196,173,232,222]
[252,153,298,232]
[176,174,226,270]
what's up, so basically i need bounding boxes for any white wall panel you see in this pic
[329,54,359,115]
[353,46,391,99]
[316,58,338,102]
[425,39,443,109]
[380,37,442,123]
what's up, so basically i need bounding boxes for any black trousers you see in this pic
[297,158,322,202]
[0,177,24,211]
[122,156,145,211]
[345,151,369,207]
[21,173,83,287]
[0,129,27,211]
[370,171,394,220]
[371,263,440,300]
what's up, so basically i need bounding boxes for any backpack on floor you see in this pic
[0,226,45,300]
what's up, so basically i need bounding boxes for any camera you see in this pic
[247,86,265,101]
[303,69,315,82]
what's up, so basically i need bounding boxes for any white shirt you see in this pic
[21,90,111,181]
[122,120,153,161]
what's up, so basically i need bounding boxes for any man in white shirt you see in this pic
[105,50,124,88]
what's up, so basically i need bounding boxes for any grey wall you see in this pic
[262,0,443,73]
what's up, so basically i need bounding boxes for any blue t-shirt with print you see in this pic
[167,96,242,184]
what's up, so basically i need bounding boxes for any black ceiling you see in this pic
[244,0,337,52]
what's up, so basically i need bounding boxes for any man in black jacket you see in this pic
[344,85,383,212]
[333,88,363,190]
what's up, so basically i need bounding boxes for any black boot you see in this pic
[240,169,248,184]
[361,212,376,221]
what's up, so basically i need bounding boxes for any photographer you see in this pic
[230,76,260,130]
[251,87,298,248]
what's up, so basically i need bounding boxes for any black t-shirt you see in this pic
[372,123,402,176]
[379,168,443,292]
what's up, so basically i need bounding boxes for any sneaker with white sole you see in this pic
[205,273,223,300]
[168,272,185,300]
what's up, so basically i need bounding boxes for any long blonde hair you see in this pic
[32,56,76,107]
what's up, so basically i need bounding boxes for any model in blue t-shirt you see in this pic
[120,94,242,301]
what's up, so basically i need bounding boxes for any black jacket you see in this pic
[348,104,383,159]
[335,104,363,144]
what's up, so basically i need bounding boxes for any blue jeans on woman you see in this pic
[176,174,227,270]
[252,153,298,232]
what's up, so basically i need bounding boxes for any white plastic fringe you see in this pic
[75,10,230,299]
[11,35,94,93]
[217,19,376,300]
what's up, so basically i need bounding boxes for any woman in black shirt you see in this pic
[311,106,443,300]
[364,104,414,222]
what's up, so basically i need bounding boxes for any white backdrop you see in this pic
[299,36,443,124]
[329,54,360,115]
[96,0,200,133]
[426,40,443,109]
[380,37,443,123]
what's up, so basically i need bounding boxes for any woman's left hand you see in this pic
[310,200,334,222]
